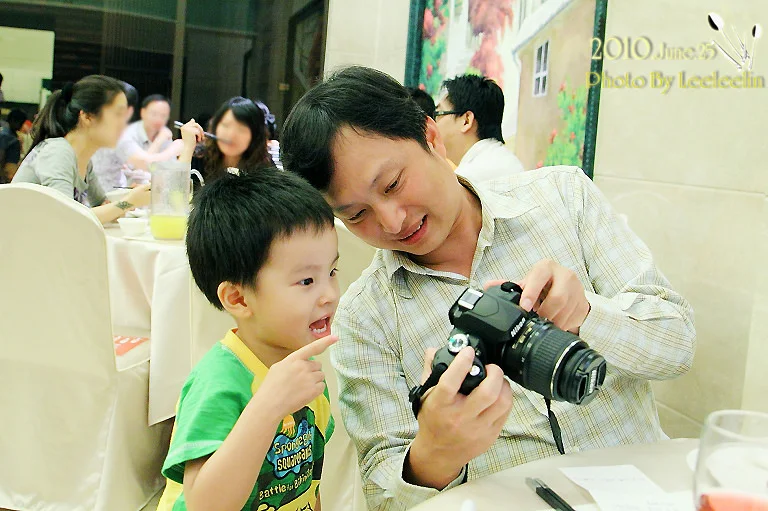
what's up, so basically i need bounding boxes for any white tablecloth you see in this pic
[409,438,699,511]
[104,226,234,424]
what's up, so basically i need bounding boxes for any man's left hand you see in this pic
[485,259,590,334]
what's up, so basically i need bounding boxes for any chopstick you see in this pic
[173,121,222,141]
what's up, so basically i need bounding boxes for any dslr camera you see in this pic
[430,282,607,405]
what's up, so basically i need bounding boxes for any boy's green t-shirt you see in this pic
[156,330,334,511]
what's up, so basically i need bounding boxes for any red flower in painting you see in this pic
[559,82,566,92]
[549,129,557,144]
[570,132,576,141]
[536,160,544,168]
[427,64,433,77]
[467,0,515,86]
[568,104,575,114]
[423,8,434,38]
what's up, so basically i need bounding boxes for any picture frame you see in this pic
[405,0,609,178]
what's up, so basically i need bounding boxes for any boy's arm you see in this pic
[182,335,337,511]
[316,493,321,511]
[182,391,282,511]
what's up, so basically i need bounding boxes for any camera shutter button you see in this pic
[448,334,470,354]
[469,365,481,377]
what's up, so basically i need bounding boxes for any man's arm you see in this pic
[519,168,695,380]
[333,287,511,511]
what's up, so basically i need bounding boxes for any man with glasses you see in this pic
[435,74,524,181]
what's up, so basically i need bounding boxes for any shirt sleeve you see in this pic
[332,283,465,511]
[115,131,143,162]
[161,369,249,484]
[566,167,696,380]
[86,163,106,206]
[33,143,79,200]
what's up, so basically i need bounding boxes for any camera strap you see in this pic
[411,371,566,456]
[408,367,445,419]
[545,398,566,455]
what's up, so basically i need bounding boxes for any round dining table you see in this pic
[104,224,235,424]
[409,438,699,511]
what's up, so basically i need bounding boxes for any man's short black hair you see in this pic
[442,74,505,143]
[187,169,335,310]
[407,87,436,119]
[281,66,429,191]
[6,109,28,132]
[141,94,170,109]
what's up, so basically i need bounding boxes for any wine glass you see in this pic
[694,410,768,511]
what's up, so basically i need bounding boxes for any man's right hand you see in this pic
[404,347,513,490]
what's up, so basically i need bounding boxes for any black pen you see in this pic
[526,477,577,511]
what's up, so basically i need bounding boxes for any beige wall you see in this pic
[0,27,54,104]
[594,0,768,437]
[323,0,410,81]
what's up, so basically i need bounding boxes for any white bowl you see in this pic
[117,217,149,237]
[106,189,130,203]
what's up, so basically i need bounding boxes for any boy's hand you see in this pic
[257,335,338,420]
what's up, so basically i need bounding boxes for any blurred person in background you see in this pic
[180,96,273,184]
[12,75,150,224]
[0,109,27,183]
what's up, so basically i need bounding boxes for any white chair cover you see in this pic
[0,184,171,511]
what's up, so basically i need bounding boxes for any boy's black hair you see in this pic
[407,87,436,119]
[442,74,505,143]
[281,66,429,191]
[141,94,170,109]
[186,169,335,310]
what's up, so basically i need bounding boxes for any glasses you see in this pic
[694,409,768,511]
[434,110,464,117]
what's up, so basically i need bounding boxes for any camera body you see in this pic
[432,282,607,405]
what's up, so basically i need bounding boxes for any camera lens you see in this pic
[502,318,607,404]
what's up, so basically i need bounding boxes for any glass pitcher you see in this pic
[149,160,204,240]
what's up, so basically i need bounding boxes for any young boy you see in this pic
[156,169,340,511]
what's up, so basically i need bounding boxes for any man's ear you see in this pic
[217,281,253,319]
[460,111,476,135]
[424,116,448,158]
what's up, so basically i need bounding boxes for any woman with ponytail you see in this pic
[13,75,151,224]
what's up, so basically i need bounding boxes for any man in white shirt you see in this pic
[435,74,524,181]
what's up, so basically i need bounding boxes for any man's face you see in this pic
[324,119,466,257]
[434,96,471,164]
[141,100,170,134]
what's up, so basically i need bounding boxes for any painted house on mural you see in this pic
[512,0,595,170]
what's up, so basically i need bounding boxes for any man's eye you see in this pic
[299,278,314,286]
[348,210,365,221]
[385,180,398,193]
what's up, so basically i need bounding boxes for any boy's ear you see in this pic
[217,281,252,318]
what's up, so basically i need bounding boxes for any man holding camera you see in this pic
[281,66,695,511]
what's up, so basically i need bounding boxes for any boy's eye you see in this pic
[299,278,314,286]
[330,268,338,277]
[348,209,365,221]
[385,180,398,193]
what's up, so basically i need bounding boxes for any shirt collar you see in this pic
[220,329,269,381]
[381,175,535,281]
[460,139,504,166]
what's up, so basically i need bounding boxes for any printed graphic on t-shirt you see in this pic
[253,406,320,511]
